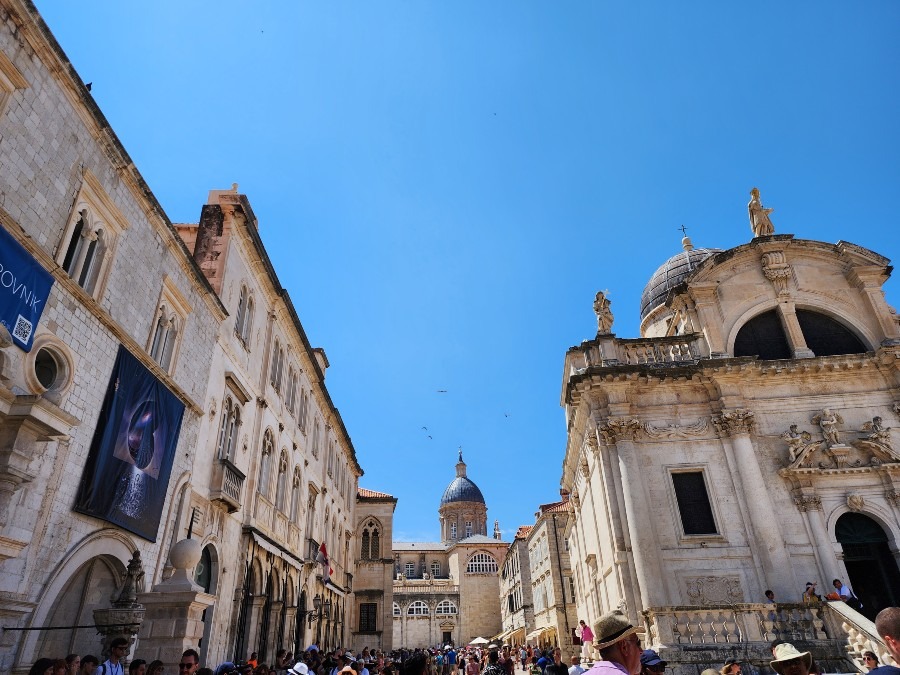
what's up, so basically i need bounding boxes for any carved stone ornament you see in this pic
[761,250,792,296]
[860,416,892,445]
[793,494,822,512]
[644,418,709,439]
[748,187,775,237]
[686,576,745,606]
[713,409,755,437]
[846,494,865,512]
[886,490,900,506]
[812,409,844,448]
[781,425,814,463]
[597,417,643,444]
[579,457,590,478]
[894,402,900,420]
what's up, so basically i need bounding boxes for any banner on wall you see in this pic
[0,224,54,352]
[73,345,185,541]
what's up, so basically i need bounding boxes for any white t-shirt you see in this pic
[569,665,586,675]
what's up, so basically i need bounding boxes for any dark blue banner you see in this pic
[74,346,185,541]
[0,225,54,351]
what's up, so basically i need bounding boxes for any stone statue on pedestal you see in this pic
[748,187,775,237]
[812,409,843,447]
[593,291,614,335]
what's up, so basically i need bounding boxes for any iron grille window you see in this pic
[671,471,717,535]
[359,602,377,633]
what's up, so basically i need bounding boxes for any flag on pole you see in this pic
[315,541,333,584]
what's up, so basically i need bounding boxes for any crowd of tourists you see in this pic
[26,605,900,675]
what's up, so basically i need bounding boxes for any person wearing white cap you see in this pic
[288,663,308,675]
[770,643,812,675]
[583,610,643,675]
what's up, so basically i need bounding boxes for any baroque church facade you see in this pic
[391,453,507,648]
[560,193,900,670]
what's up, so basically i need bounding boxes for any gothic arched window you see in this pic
[361,521,380,560]
[216,397,241,461]
[275,450,289,511]
[290,467,302,521]
[258,430,274,498]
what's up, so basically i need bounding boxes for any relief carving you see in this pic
[686,576,744,606]
[812,409,844,448]
[781,425,815,464]
[761,250,792,296]
[846,494,865,512]
[713,409,755,437]
[597,417,643,444]
[793,494,822,512]
[644,418,709,439]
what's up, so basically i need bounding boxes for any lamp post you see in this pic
[304,593,332,626]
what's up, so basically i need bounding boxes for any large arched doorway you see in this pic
[835,512,900,618]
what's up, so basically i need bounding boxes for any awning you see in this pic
[525,629,544,641]
[250,531,304,570]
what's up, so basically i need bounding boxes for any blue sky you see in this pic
[37,1,900,541]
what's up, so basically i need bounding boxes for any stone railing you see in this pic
[645,603,829,646]
[573,334,705,372]
[210,459,245,513]
[393,582,460,595]
[822,601,896,670]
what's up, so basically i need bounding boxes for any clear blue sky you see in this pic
[37,1,900,541]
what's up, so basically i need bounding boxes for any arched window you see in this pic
[734,309,791,360]
[290,467,302,521]
[407,601,429,616]
[431,561,441,578]
[149,305,179,370]
[298,389,309,431]
[244,296,255,344]
[259,430,274,498]
[286,366,298,414]
[435,600,458,615]
[450,522,457,540]
[796,309,867,356]
[275,450,289,511]
[61,210,107,294]
[312,420,321,458]
[466,553,498,574]
[271,339,284,392]
[392,603,401,617]
[361,521,380,560]
[216,397,241,460]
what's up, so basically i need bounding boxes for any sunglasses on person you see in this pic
[645,665,665,673]
[178,665,195,671]
[864,656,877,663]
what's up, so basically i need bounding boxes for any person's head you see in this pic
[876,606,900,662]
[401,655,428,675]
[147,660,165,675]
[862,652,880,668]
[832,579,843,589]
[594,610,642,675]
[770,643,811,675]
[180,649,200,675]
[639,650,666,675]
[765,590,775,601]
[250,655,258,662]
[580,620,587,627]
[53,660,68,675]
[80,657,99,675]
[130,661,147,675]
[489,652,499,665]
[255,666,269,675]
[770,640,786,657]
[30,659,56,675]
[571,656,581,667]
[721,658,740,675]
[110,638,130,662]
[66,655,81,674]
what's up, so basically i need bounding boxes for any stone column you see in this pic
[775,302,815,358]
[795,493,841,583]
[136,539,215,664]
[847,265,900,345]
[689,283,728,357]
[714,410,795,597]
[598,418,668,610]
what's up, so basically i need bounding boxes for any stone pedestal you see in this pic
[135,538,214,663]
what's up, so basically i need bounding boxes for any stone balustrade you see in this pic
[822,600,896,669]
[571,334,705,373]
[393,582,460,595]
[645,603,828,646]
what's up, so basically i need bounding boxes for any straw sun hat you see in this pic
[593,610,643,650]
[770,644,812,674]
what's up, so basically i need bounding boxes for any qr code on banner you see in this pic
[13,315,32,345]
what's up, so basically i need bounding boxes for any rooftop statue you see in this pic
[594,290,614,335]
[748,187,775,237]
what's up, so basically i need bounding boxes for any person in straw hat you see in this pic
[583,610,643,675]
[770,643,812,675]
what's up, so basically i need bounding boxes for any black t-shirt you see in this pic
[546,663,569,675]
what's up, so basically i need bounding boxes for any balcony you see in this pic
[210,459,245,513]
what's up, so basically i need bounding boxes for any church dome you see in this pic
[440,475,486,506]
[640,245,722,320]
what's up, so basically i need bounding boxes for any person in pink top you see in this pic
[578,620,594,662]
[582,610,643,675]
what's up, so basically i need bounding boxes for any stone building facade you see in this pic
[560,206,900,671]
[523,500,577,651]
[0,2,397,670]
[392,454,507,648]
[499,526,533,648]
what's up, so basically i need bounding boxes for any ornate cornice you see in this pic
[713,409,755,437]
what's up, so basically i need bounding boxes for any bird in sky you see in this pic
[421,426,428,431]
[427,435,433,440]
[504,412,510,418]
[436,390,447,393]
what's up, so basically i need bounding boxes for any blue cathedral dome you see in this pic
[440,475,486,505]
[440,451,486,505]
[639,239,723,320]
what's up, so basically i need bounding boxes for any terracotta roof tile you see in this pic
[358,487,394,499]
[539,500,571,514]
[515,525,533,539]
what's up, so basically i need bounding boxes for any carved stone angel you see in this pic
[781,424,812,462]
[812,409,844,447]
[861,416,891,444]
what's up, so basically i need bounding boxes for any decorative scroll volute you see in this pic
[761,250,792,296]
[713,409,755,437]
